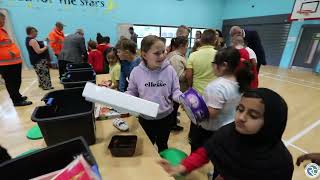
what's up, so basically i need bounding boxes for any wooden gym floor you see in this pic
[0,65,319,180]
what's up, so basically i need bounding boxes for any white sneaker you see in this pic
[113,118,129,131]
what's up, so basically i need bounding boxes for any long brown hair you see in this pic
[214,47,253,92]
[140,35,163,65]
[169,36,188,53]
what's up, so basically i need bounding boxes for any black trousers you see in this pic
[188,122,215,152]
[0,63,23,103]
[58,60,72,78]
[139,112,174,153]
[171,102,180,127]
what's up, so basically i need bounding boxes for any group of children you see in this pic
[92,26,256,158]
[21,24,314,179]
[90,27,261,151]
[87,33,112,75]
[95,25,318,180]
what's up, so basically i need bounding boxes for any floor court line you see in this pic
[283,140,308,154]
[289,143,308,154]
[261,75,320,90]
[260,72,320,85]
[21,79,37,94]
[286,119,320,145]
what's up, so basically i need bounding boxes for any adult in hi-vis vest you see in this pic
[0,12,32,106]
[48,22,65,58]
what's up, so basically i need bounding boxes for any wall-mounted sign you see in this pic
[16,0,114,8]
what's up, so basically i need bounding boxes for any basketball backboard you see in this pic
[290,0,320,21]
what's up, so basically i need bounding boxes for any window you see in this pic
[161,27,178,47]
[134,26,160,37]
[161,27,177,38]
[134,25,160,48]
[133,24,209,49]
[190,28,206,47]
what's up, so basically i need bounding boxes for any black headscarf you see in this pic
[204,88,293,180]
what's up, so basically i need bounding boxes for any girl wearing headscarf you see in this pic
[159,88,294,180]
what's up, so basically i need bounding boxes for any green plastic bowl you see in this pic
[160,148,188,166]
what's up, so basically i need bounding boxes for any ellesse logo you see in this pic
[145,80,167,87]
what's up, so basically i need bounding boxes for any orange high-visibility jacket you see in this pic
[0,28,22,66]
[48,28,64,55]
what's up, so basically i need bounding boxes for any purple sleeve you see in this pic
[126,69,139,97]
[172,68,183,103]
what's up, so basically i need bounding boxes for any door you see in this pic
[292,25,320,70]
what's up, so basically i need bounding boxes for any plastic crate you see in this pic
[31,88,96,146]
[0,137,98,180]
[66,63,93,72]
[61,70,96,89]
[108,135,137,157]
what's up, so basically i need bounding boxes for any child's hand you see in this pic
[296,153,320,166]
[99,80,111,87]
[157,159,187,176]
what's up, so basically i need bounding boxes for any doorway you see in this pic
[292,25,320,71]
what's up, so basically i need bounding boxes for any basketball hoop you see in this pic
[290,0,320,22]
[297,10,313,16]
[296,10,313,22]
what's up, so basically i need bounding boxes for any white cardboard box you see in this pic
[82,82,159,118]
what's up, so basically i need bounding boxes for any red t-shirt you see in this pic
[238,48,258,89]
[88,50,104,74]
[97,44,111,54]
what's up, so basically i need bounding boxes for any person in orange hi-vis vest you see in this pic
[48,22,65,57]
[0,12,32,106]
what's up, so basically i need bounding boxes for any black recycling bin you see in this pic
[31,88,96,146]
[0,137,99,180]
[66,63,93,72]
[61,70,96,89]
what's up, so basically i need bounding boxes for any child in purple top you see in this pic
[127,35,182,152]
